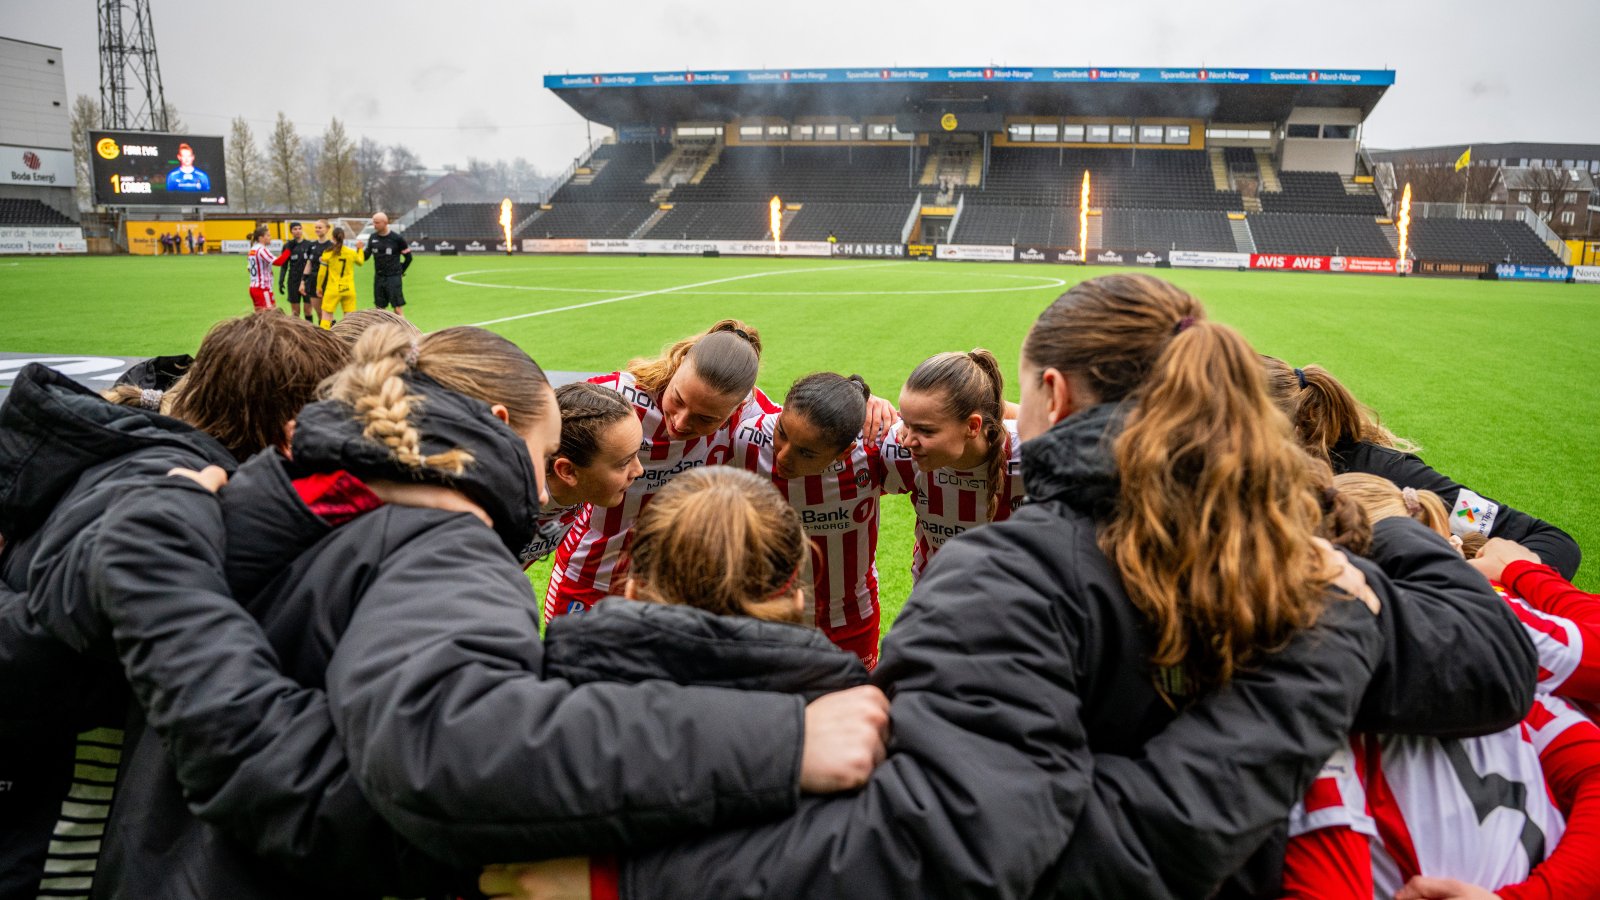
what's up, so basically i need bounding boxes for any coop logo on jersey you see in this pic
[1450,489,1500,538]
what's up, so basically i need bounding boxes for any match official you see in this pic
[364,212,412,317]
[280,222,318,324]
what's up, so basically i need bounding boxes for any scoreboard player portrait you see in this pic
[165,143,211,191]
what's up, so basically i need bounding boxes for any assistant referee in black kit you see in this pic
[365,211,414,316]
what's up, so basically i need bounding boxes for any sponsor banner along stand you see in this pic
[0,227,88,255]
[906,243,935,259]
[1170,249,1250,269]
[832,242,904,258]
[1494,264,1571,282]
[1331,256,1398,274]
[1415,260,1490,277]
[935,244,1015,262]
[1014,246,1054,263]
[1574,265,1600,284]
[461,239,495,254]
[1250,254,1332,272]
[1092,249,1167,266]
[522,238,590,253]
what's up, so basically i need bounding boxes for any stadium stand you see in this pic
[1409,218,1565,267]
[645,202,770,240]
[786,202,908,243]
[549,141,670,203]
[1247,213,1394,258]
[1259,171,1387,216]
[953,206,1075,246]
[521,201,657,239]
[1100,209,1235,252]
[970,148,1243,211]
[669,146,917,204]
[0,198,77,226]
[408,202,541,239]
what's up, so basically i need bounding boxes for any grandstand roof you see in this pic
[544,66,1394,127]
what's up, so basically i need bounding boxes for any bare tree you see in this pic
[266,112,303,212]
[317,118,359,212]
[354,137,387,213]
[69,94,102,210]
[1391,157,1459,204]
[381,143,425,213]
[300,135,323,211]
[1464,165,1497,205]
[1519,167,1579,235]
[225,117,264,212]
[161,101,186,133]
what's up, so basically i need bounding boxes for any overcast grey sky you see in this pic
[9,0,1597,172]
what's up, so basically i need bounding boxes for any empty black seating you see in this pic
[786,202,910,243]
[952,206,1075,246]
[1100,210,1235,251]
[409,202,542,239]
[0,198,77,226]
[969,147,1242,211]
[668,146,919,205]
[521,202,656,240]
[1409,218,1564,267]
[646,203,771,240]
[550,142,670,204]
[1247,213,1393,257]
[1259,171,1386,216]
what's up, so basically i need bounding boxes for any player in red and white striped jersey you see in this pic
[520,383,643,568]
[733,373,886,667]
[546,321,778,620]
[1283,695,1600,900]
[245,225,282,310]
[881,349,1025,581]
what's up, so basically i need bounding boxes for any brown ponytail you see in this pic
[904,349,1009,521]
[626,467,808,624]
[553,382,636,469]
[1023,274,1333,693]
[628,319,762,397]
[321,323,551,476]
[330,225,346,256]
[1262,358,1416,461]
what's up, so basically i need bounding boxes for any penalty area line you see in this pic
[456,261,905,328]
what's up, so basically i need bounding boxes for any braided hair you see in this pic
[553,382,636,470]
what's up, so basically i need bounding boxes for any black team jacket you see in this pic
[44,372,810,898]
[1330,437,1581,579]
[613,402,1538,900]
[0,365,235,899]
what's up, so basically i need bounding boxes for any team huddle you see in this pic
[245,212,413,328]
[0,273,1594,900]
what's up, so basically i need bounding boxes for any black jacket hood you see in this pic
[1018,401,1126,518]
[0,363,234,542]
[544,599,869,701]
[289,371,540,554]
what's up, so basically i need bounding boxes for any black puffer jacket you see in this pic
[544,598,869,700]
[0,364,234,900]
[1331,437,1581,578]
[618,403,1537,900]
[79,372,811,897]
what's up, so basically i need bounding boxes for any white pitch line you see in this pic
[458,261,904,327]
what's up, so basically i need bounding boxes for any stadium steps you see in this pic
[774,208,800,239]
[1230,216,1257,254]
[919,152,941,186]
[689,143,724,185]
[1254,150,1282,193]
[966,153,983,185]
[632,207,670,239]
[1379,222,1400,255]
[1088,215,1102,251]
[512,209,543,235]
[1208,149,1231,192]
[645,146,687,185]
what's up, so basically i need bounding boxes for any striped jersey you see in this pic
[880,419,1026,581]
[1288,695,1589,896]
[1495,582,1593,702]
[544,370,778,620]
[247,244,276,290]
[519,501,583,569]
[732,411,885,642]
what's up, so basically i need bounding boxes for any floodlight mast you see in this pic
[98,0,169,131]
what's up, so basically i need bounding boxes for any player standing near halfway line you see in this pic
[364,212,413,317]
[280,223,318,324]
[245,225,280,310]
[316,226,364,330]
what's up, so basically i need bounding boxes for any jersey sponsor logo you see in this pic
[617,381,658,412]
[737,424,772,447]
[1451,489,1499,538]
[921,520,967,541]
[934,470,985,490]
[639,457,708,487]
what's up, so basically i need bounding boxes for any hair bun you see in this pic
[847,374,872,398]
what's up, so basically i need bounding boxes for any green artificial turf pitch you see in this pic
[3,253,1596,612]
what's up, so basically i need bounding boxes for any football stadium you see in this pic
[4,3,1600,898]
